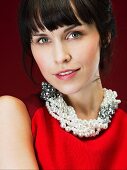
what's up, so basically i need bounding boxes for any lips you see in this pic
[58,70,74,76]
[54,68,80,80]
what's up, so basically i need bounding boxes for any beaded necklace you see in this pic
[41,83,121,138]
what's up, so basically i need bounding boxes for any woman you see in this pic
[1,0,127,169]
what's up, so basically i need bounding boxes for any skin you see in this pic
[31,23,104,120]
[0,96,39,169]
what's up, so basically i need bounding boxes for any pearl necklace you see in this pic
[44,88,121,138]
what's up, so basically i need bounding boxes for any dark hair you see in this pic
[19,0,116,79]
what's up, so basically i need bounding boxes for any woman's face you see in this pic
[31,23,100,95]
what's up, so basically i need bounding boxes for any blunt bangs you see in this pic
[25,0,97,34]
[28,0,80,33]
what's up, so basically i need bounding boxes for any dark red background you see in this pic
[0,0,127,100]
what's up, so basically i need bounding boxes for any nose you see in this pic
[53,42,72,64]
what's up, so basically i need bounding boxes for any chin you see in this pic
[57,85,82,95]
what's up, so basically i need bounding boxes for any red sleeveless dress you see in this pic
[24,94,127,170]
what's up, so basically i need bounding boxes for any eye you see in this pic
[66,31,83,40]
[37,37,50,44]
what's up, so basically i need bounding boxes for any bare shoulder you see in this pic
[0,95,27,112]
[0,95,23,103]
[0,95,31,131]
[0,96,39,169]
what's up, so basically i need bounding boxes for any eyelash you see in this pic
[37,37,50,44]
[67,31,83,40]
[36,31,83,44]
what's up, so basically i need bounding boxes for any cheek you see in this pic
[72,38,100,68]
[85,43,100,66]
[31,46,52,75]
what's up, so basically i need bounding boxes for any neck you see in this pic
[64,79,104,120]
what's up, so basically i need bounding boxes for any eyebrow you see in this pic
[63,25,78,33]
[32,32,47,37]
[32,25,80,37]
